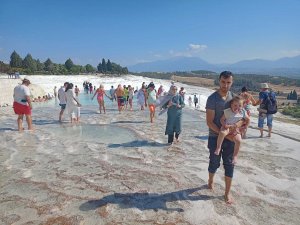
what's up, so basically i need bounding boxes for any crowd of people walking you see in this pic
[12,71,277,204]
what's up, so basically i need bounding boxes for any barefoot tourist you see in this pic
[65,83,81,123]
[13,78,33,131]
[92,84,111,114]
[205,71,244,204]
[58,82,69,122]
[163,85,185,144]
[147,82,157,123]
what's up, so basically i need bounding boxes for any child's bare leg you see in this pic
[215,129,229,155]
[232,134,242,164]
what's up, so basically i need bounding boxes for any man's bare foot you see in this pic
[259,135,263,138]
[174,139,180,144]
[224,195,234,204]
[208,179,214,190]
[267,134,271,137]
[232,156,238,165]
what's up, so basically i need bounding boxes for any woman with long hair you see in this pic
[92,84,111,114]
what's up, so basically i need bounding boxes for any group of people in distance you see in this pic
[12,71,276,204]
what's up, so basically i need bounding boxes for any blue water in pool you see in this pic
[34,91,136,107]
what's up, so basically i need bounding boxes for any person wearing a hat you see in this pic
[13,78,33,131]
[257,83,273,137]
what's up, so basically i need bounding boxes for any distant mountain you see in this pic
[128,55,300,77]
[128,56,215,72]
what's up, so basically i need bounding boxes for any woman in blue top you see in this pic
[163,85,185,144]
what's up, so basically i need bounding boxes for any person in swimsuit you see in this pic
[114,84,125,113]
[128,85,134,111]
[92,84,111,114]
[74,85,80,97]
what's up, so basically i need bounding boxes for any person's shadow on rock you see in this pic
[79,186,214,212]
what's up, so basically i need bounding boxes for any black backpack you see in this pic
[262,92,278,114]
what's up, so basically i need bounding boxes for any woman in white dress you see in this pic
[65,83,81,123]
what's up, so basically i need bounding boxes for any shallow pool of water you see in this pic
[47,124,137,144]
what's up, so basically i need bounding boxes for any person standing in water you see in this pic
[92,84,111,114]
[74,85,80,97]
[114,84,125,113]
[53,86,57,98]
[13,78,33,131]
[65,83,81,123]
[58,82,69,122]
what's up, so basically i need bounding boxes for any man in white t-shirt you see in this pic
[58,82,69,122]
[13,78,33,131]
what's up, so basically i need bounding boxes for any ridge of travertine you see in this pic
[0,76,46,107]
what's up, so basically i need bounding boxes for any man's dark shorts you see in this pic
[59,104,66,110]
[207,136,235,178]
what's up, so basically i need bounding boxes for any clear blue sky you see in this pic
[0,0,299,67]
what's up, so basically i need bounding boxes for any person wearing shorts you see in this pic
[58,82,69,122]
[114,84,125,113]
[147,82,157,123]
[13,78,33,131]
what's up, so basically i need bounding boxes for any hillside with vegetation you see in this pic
[0,51,128,75]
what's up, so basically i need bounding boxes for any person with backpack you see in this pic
[257,83,277,138]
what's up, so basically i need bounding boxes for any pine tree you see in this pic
[22,54,37,72]
[107,59,112,72]
[36,59,44,71]
[101,58,107,73]
[44,58,54,72]
[10,50,23,68]
[65,58,74,71]
[97,62,103,72]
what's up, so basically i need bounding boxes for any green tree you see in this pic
[292,90,298,100]
[44,58,54,72]
[0,61,10,73]
[107,59,112,72]
[35,59,44,71]
[101,58,107,73]
[10,50,23,68]
[65,58,74,71]
[85,64,95,73]
[22,54,37,72]
[97,62,102,72]
[122,67,129,74]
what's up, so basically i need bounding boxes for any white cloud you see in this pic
[280,50,300,57]
[188,44,207,51]
[169,43,207,57]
